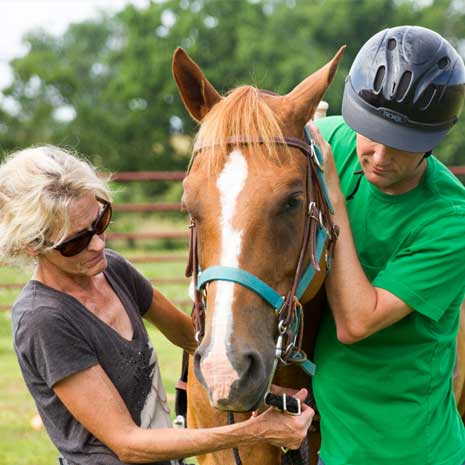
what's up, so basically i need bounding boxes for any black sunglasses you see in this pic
[52,197,112,257]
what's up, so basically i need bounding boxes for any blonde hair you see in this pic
[0,145,111,267]
[194,86,289,172]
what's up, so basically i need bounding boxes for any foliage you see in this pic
[1,0,465,170]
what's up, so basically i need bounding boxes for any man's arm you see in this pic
[143,288,197,354]
[308,122,412,344]
[53,365,313,463]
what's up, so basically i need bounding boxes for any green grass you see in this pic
[0,311,60,465]
[0,248,191,465]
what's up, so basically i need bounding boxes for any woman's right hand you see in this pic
[249,388,314,450]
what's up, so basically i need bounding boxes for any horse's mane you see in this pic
[194,86,288,171]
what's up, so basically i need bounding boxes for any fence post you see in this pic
[315,100,329,120]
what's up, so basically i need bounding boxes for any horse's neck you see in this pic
[302,287,326,360]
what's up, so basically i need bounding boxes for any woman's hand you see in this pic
[249,388,314,450]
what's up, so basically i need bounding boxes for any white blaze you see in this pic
[200,150,248,402]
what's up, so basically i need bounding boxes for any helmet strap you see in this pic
[416,151,431,168]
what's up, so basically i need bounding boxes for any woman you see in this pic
[1,145,313,465]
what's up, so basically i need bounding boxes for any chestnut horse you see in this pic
[172,48,465,465]
[172,47,345,465]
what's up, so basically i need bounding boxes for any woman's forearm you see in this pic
[118,419,260,463]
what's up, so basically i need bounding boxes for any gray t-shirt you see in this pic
[12,249,174,465]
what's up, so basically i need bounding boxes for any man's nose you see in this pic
[372,145,390,164]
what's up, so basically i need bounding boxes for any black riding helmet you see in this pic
[342,25,465,152]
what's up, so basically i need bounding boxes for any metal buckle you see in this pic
[308,201,324,228]
[310,140,323,171]
[173,415,186,429]
[308,200,316,216]
[275,334,283,359]
[282,394,302,416]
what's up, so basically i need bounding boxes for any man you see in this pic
[308,25,465,465]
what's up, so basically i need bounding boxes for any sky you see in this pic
[0,0,150,90]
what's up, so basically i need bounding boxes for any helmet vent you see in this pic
[417,85,436,110]
[437,56,450,69]
[387,38,397,50]
[373,66,386,92]
[396,71,412,101]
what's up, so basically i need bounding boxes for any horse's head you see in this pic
[173,47,344,412]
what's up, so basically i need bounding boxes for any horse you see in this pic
[172,46,345,465]
[172,48,465,465]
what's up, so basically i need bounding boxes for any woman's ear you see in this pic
[24,244,40,258]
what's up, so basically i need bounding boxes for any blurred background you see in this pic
[0,0,464,464]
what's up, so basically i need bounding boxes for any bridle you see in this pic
[185,125,339,382]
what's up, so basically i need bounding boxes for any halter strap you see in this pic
[197,226,327,310]
[194,135,314,160]
[197,266,284,310]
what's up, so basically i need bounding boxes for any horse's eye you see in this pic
[282,195,302,213]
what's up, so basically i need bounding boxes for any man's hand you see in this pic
[307,121,341,198]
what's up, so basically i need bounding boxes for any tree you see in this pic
[1,0,464,171]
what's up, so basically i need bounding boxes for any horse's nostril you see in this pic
[241,350,265,382]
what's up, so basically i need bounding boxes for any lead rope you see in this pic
[228,412,244,465]
[227,402,307,465]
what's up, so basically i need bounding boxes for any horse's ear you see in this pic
[285,46,346,124]
[172,48,221,123]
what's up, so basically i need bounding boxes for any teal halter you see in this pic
[197,227,328,377]
[197,226,327,313]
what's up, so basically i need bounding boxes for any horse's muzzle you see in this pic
[194,345,270,411]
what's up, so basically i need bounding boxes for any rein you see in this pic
[185,126,338,379]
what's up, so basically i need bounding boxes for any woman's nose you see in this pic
[88,233,105,252]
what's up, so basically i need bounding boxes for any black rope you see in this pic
[228,412,244,465]
[416,151,431,168]
[264,393,301,414]
[282,440,309,465]
[345,169,364,201]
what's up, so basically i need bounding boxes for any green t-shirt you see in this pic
[313,116,465,465]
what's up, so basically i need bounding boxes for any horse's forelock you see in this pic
[194,86,289,171]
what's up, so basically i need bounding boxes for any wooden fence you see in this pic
[1,166,465,312]
[0,171,190,311]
